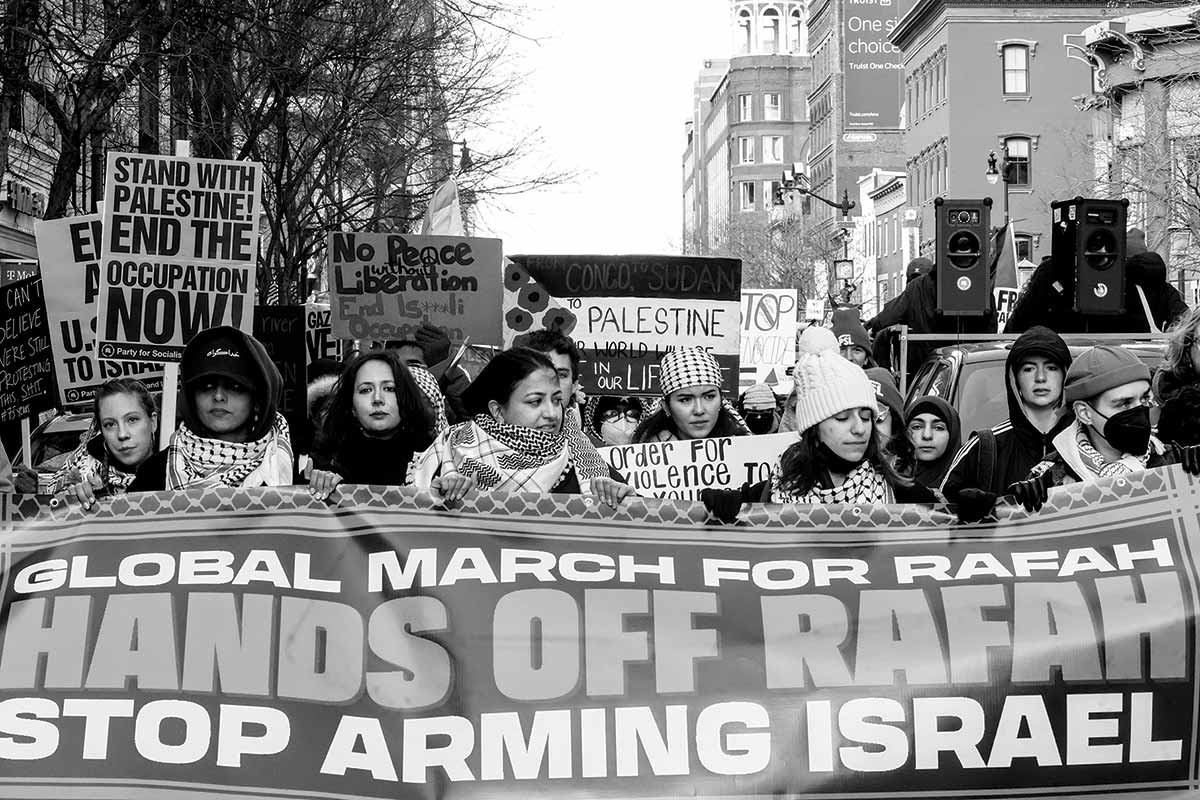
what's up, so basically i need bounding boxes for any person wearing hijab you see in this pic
[632,348,750,442]
[411,347,633,508]
[584,395,644,447]
[902,396,961,492]
[701,327,935,521]
[129,326,293,491]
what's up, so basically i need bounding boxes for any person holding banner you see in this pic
[129,326,293,491]
[53,379,160,508]
[633,348,750,443]
[411,348,633,507]
[307,351,440,500]
[701,327,934,521]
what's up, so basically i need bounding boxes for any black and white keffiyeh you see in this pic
[659,347,724,397]
[409,363,450,433]
[771,459,894,505]
[166,413,293,489]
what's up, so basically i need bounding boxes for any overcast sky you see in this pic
[472,0,731,255]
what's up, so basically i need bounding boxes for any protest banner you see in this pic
[601,433,794,500]
[35,214,164,406]
[327,232,503,343]
[95,152,263,362]
[2,465,1199,799]
[739,289,797,393]
[0,275,56,425]
[503,255,742,395]
[305,301,341,366]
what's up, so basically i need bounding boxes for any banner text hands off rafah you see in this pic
[0,469,1196,799]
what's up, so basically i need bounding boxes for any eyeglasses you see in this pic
[600,409,640,424]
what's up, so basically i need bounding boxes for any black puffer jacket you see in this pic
[940,326,1074,499]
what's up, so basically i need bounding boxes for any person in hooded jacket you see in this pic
[129,326,293,491]
[940,326,1074,522]
[900,396,961,493]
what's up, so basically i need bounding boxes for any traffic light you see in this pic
[935,197,992,316]
[1050,197,1129,315]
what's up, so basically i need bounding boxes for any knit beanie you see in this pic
[792,327,878,434]
[659,347,724,397]
[865,367,904,422]
[831,313,871,353]
[742,383,777,412]
[1064,345,1151,404]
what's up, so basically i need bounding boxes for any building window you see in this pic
[765,92,782,120]
[762,135,784,163]
[790,9,804,53]
[761,8,780,53]
[1004,136,1031,186]
[1015,234,1034,262]
[738,10,752,54]
[738,94,753,122]
[738,136,755,164]
[1002,44,1029,95]
[765,180,783,205]
[740,181,757,211]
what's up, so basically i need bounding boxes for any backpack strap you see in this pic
[975,428,997,493]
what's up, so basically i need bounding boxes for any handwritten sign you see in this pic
[0,276,56,423]
[96,153,263,362]
[305,302,341,366]
[599,432,793,500]
[503,255,742,395]
[327,232,503,342]
[254,306,307,456]
[739,289,797,392]
[35,214,164,405]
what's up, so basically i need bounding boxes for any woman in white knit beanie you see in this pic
[633,348,750,442]
[701,327,935,519]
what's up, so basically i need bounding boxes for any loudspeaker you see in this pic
[935,197,992,316]
[1050,197,1129,315]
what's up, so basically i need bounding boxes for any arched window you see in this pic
[762,8,780,53]
[789,8,805,53]
[738,9,752,54]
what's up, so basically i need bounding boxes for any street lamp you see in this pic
[985,147,1011,223]
[778,166,859,304]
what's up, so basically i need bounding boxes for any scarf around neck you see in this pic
[53,434,140,495]
[166,413,293,489]
[1068,421,1154,479]
[772,459,895,505]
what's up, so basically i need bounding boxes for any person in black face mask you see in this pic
[738,383,780,435]
[1009,345,1200,512]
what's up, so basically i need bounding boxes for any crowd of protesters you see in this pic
[3,265,1200,524]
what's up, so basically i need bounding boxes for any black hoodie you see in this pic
[129,326,285,492]
[940,326,1074,499]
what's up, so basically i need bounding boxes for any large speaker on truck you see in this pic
[935,196,992,316]
[1050,196,1129,315]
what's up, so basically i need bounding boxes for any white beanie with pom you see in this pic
[792,326,878,434]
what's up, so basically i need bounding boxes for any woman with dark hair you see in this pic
[633,348,749,443]
[307,350,439,500]
[412,347,633,507]
[899,395,961,492]
[1155,304,1200,406]
[129,326,293,491]
[702,328,935,521]
[56,379,160,508]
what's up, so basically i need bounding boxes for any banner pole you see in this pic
[159,139,192,449]
[20,416,32,468]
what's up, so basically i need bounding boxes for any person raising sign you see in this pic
[129,326,293,491]
[633,348,749,443]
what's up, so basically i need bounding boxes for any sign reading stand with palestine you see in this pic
[35,214,164,406]
[96,153,263,362]
[503,255,742,395]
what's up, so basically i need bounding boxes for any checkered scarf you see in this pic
[1072,421,1154,478]
[412,413,608,494]
[771,459,894,505]
[409,363,449,433]
[660,348,724,397]
[166,413,293,489]
[52,424,139,495]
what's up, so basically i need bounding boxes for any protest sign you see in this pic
[35,214,164,406]
[805,298,825,320]
[2,466,1200,799]
[95,153,263,362]
[0,258,38,286]
[327,232,503,342]
[0,276,56,424]
[254,306,306,451]
[305,302,341,366]
[601,433,793,500]
[739,289,797,392]
[503,255,742,395]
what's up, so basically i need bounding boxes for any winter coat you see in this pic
[311,426,431,487]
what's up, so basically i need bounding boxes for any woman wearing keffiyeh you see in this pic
[412,348,634,508]
[129,326,293,491]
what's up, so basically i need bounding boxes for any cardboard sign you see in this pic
[600,433,793,500]
[0,276,56,423]
[96,152,263,362]
[35,214,164,406]
[805,298,826,320]
[503,255,742,395]
[305,302,341,366]
[327,232,503,342]
[254,306,308,455]
[739,289,797,393]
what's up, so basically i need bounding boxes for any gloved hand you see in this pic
[954,488,998,524]
[1173,443,1200,475]
[700,488,744,525]
[415,323,452,365]
[1006,471,1053,513]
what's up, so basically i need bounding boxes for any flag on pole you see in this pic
[991,223,1019,332]
[420,178,466,236]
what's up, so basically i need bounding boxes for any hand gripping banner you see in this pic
[1,467,1200,799]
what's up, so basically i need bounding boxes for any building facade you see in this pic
[891,0,1133,264]
[0,94,55,266]
[856,168,916,315]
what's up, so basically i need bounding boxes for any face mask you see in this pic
[1089,404,1152,455]
[817,441,867,475]
[600,418,638,446]
[745,412,777,435]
